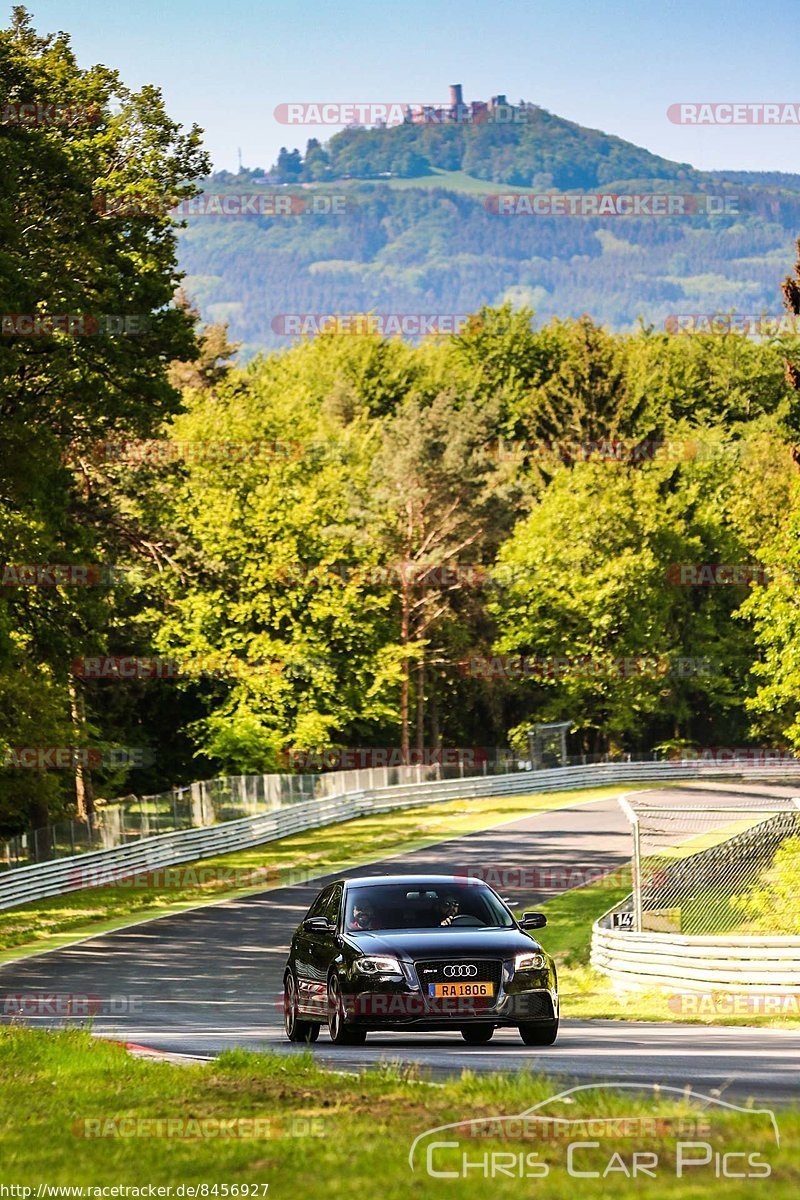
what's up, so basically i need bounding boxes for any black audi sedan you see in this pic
[282,874,558,1046]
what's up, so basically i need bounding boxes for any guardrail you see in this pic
[0,761,464,870]
[4,757,800,914]
[591,918,800,991]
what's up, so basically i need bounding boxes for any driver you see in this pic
[347,898,375,931]
[439,891,461,926]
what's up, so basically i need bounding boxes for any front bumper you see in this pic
[340,959,558,1028]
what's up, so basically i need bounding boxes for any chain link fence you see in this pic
[621,792,800,935]
[0,755,519,871]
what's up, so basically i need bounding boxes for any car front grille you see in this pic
[413,958,504,990]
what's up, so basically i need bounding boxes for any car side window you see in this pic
[322,884,343,929]
[305,887,332,920]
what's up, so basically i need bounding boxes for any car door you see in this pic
[293,886,333,1014]
[306,883,344,1015]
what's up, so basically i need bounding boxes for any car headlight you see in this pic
[514,952,546,972]
[355,955,403,976]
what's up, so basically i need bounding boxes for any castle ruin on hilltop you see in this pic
[403,84,531,126]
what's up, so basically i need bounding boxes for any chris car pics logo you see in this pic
[409,1083,778,1180]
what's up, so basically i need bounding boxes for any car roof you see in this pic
[341,874,487,888]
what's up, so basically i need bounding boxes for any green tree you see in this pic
[370,389,513,755]
[0,7,209,834]
[145,335,406,771]
[491,455,755,753]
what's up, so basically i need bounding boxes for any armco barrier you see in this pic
[3,758,800,913]
[0,761,453,868]
[591,920,800,992]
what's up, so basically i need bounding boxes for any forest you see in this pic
[5,11,800,839]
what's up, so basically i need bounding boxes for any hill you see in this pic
[177,95,800,354]
[267,91,702,188]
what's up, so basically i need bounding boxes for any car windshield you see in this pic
[344,883,514,931]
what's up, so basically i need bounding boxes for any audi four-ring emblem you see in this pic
[443,964,478,977]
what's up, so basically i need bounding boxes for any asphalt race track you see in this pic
[2,783,799,1105]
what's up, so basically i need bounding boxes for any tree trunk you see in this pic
[415,651,425,754]
[68,675,95,820]
[400,573,410,762]
[430,678,440,749]
[29,787,52,862]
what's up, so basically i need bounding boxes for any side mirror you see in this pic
[519,911,547,929]
[305,916,333,934]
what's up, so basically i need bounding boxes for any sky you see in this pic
[20,0,800,175]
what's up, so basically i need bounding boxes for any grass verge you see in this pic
[0,1027,796,1195]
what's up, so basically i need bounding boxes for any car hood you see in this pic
[342,928,546,959]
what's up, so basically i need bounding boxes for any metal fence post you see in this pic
[617,794,642,932]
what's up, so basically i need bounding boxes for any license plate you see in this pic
[428,981,495,998]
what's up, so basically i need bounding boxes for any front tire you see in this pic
[518,1018,559,1046]
[327,973,367,1045]
[461,1024,494,1044]
[283,971,320,1043]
